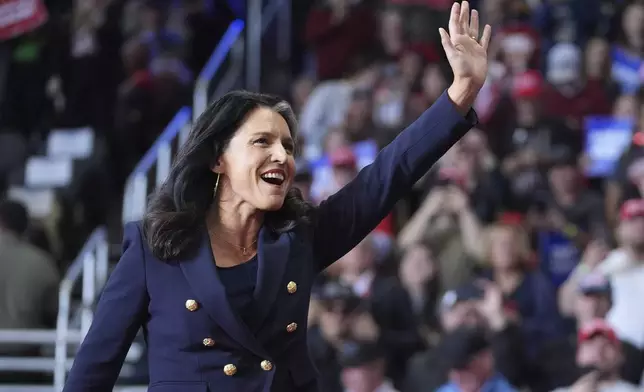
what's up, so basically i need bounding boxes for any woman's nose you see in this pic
[271,144,287,162]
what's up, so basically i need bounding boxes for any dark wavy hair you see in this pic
[143,90,314,261]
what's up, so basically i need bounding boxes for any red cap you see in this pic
[578,319,618,345]
[330,146,356,168]
[619,199,644,221]
[512,70,542,99]
[499,212,523,225]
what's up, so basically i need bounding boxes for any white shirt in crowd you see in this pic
[299,80,354,159]
[596,249,644,349]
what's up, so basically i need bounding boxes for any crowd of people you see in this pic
[3,0,644,391]
[290,0,644,391]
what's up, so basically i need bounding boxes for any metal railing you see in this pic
[193,19,245,123]
[52,227,109,391]
[0,227,108,390]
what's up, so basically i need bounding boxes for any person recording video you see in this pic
[551,320,640,392]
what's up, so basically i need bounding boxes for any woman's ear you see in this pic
[211,157,225,174]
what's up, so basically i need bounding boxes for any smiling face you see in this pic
[214,106,296,212]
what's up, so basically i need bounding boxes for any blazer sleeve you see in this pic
[63,222,149,392]
[312,91,477,270]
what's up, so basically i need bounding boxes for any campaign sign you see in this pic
[538,231,580,288]
[584,116,633,177]
[611,46,642,94]
[0,0,48,41]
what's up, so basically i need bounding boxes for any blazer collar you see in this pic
[252,227,291,330]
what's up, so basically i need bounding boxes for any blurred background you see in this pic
[1,0,644,391]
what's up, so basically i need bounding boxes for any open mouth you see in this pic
[260,170,286,186]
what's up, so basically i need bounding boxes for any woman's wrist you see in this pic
[447,81,480,115]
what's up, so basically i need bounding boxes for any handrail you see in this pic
[121,107,192,225]
[130,107,193,177]
[53,227,108,392]
[193,19,245,122]
[0,227,107,381]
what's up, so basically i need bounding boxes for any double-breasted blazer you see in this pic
[63,91,476,392]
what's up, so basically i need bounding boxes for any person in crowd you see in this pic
[536,273,644,391]
[403,281,527,392]
[528,149,607,250]
[551,320,641,392]
[561,199,644,350]
[293,158,313,202]
[305,0,378,81]
[435,327,519,392]
[0,200,59,355]
[477,222,564,356]
[335,236,424,387]
[299,55,381,159]
[397,241,441,341]
[606,96,644,226]
[542,42,611,130]
[398,181,484,293]
[339,341,399,392]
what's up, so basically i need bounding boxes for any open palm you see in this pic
[439,1,492,89]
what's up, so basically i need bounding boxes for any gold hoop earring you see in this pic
[213,174,220,199]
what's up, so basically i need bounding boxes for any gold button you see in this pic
[185,299,199,311]
[260,360,273,371]
[223,364,237,376]
[286,322,298,333]
[202,337,215,347]
[287,281,297,294]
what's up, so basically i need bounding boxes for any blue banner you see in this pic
[611,46,643,94]
[538,231,580,288]
[584,116,633,177]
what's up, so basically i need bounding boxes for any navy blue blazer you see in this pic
[63,91,476,392]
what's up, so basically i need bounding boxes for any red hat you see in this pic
[578,319,618,345]
[330,146,356,168]
[512,70,542,99]
[619,199,644,221]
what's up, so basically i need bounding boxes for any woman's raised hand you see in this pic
[439,1,492,96]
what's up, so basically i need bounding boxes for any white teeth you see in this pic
[261,172,284,181]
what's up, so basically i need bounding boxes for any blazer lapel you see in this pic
[179,228,269,359]
[252,227,291,329]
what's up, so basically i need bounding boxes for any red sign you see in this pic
[0,0,48,41]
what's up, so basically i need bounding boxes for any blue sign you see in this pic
[538,231,580,288]
[584,116,633,177]
[611,46,643,94]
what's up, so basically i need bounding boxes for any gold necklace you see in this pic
[210,229,258,256]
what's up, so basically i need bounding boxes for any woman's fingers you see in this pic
[448,2,462,37]
[469,9,479,40]
[480,24,492,51]
[459,1,470,34]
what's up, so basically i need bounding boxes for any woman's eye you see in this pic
[254,138,269,145]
